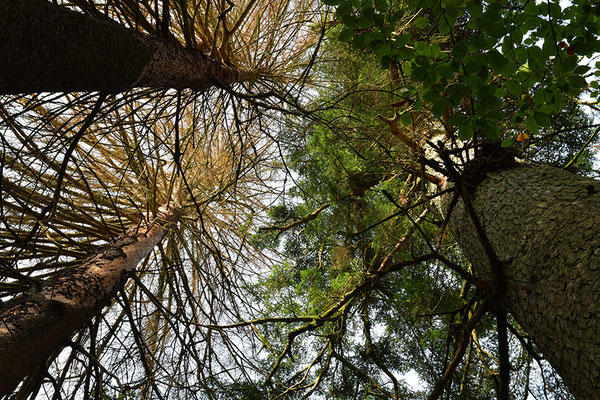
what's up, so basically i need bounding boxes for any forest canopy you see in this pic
[1,0,600,399]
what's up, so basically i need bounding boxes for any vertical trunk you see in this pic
[0,0,252,94]
[448,164,600,399]
[0,209,175,396]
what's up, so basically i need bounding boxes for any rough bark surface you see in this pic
[0,210,174,396]
[448,164,600,399]
[0,0,249,94]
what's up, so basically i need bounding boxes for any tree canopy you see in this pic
[1,0,600,399]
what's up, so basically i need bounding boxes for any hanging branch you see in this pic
[259,203,330,237]
[427,302,489,400]
[13,92,107,249]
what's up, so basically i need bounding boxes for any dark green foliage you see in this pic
[324,0,600,143]
[241,3,598,397]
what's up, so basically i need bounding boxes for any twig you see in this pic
[563,125,600,169]
[427,302,488,400]
[259,204,330,237]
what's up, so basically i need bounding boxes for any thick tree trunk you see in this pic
[0,209,175,396]
[0,0,252,94]
[448,164,600,399]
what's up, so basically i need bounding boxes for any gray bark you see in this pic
[0,209,175,396]
[448,164,600,399]
[0,0,250,94]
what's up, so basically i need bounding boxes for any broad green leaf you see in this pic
[414,41,430,56]
[458,120,474,140]
[486,49,507,73]
[352,34,366,49]
[501,138,514,147]
[504,80,521,95]
[525,115,539,133]
[338,27,354,42]
[534,111,551,127]
[438,18,451,35]
[356,16,374,29]
[432,99,446,117]
[374,0,388,12]
[448,112,468,127]
[394,33,411,47]
[414,16,429,29]
[400,111,412,126]
[483,119,499,139]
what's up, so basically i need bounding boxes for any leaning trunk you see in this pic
[0,0,252,94]
[448,164,600,399]
[0,209,175,396]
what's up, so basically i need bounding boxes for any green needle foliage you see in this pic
[244,1,600,398]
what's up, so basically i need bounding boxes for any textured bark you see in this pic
[448,164,600,399]
[0,0,251,94]
[0,209,175,396]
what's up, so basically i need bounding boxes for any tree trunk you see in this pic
[0,209,176,396]
[448,164,600,399]
[0,0,252,94]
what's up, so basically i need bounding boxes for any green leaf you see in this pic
[458,120,474,140]
[400,111,412,126]
[448,112,468,127]
[464,75,485,92]
[464,53,485,74]
[486,49,507,73]
[437,64,455,80]
[445,4,459,20]
[568,75,588,91]
[545,38,559,60]
[396,46,414,60]
[338,27,354,43]
[414,41,430,56]
[534,111,551,128]
[438,18,451,35]
[380,55,390,68]
[572,39,593,56]
[368,39,386,50]
[500,61,518,77]
[501,138,514,147]
[575,65,591,75]
[321,0,340,5]
[432,99,446,118]
[504,79,521,95]
[511,27,524,45]
[374,0,388,12]
[525,115,539,133]
[336,2,352,17]
[352,34,366,50]
[466,0,483,17]
[414,16,429,29]
[527,46,544,70]
[394,33,411,47]
[376,43,392,60]
[483,119,499,139]
[356,16,374,29]
[524,2,541,16]
[486,22,505,39]
[448,84,468,106]
[433,42,443,58]
[515,46,528,64]
[453,40,468,60]
[423,89,442,103]
[469,34,488,51]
